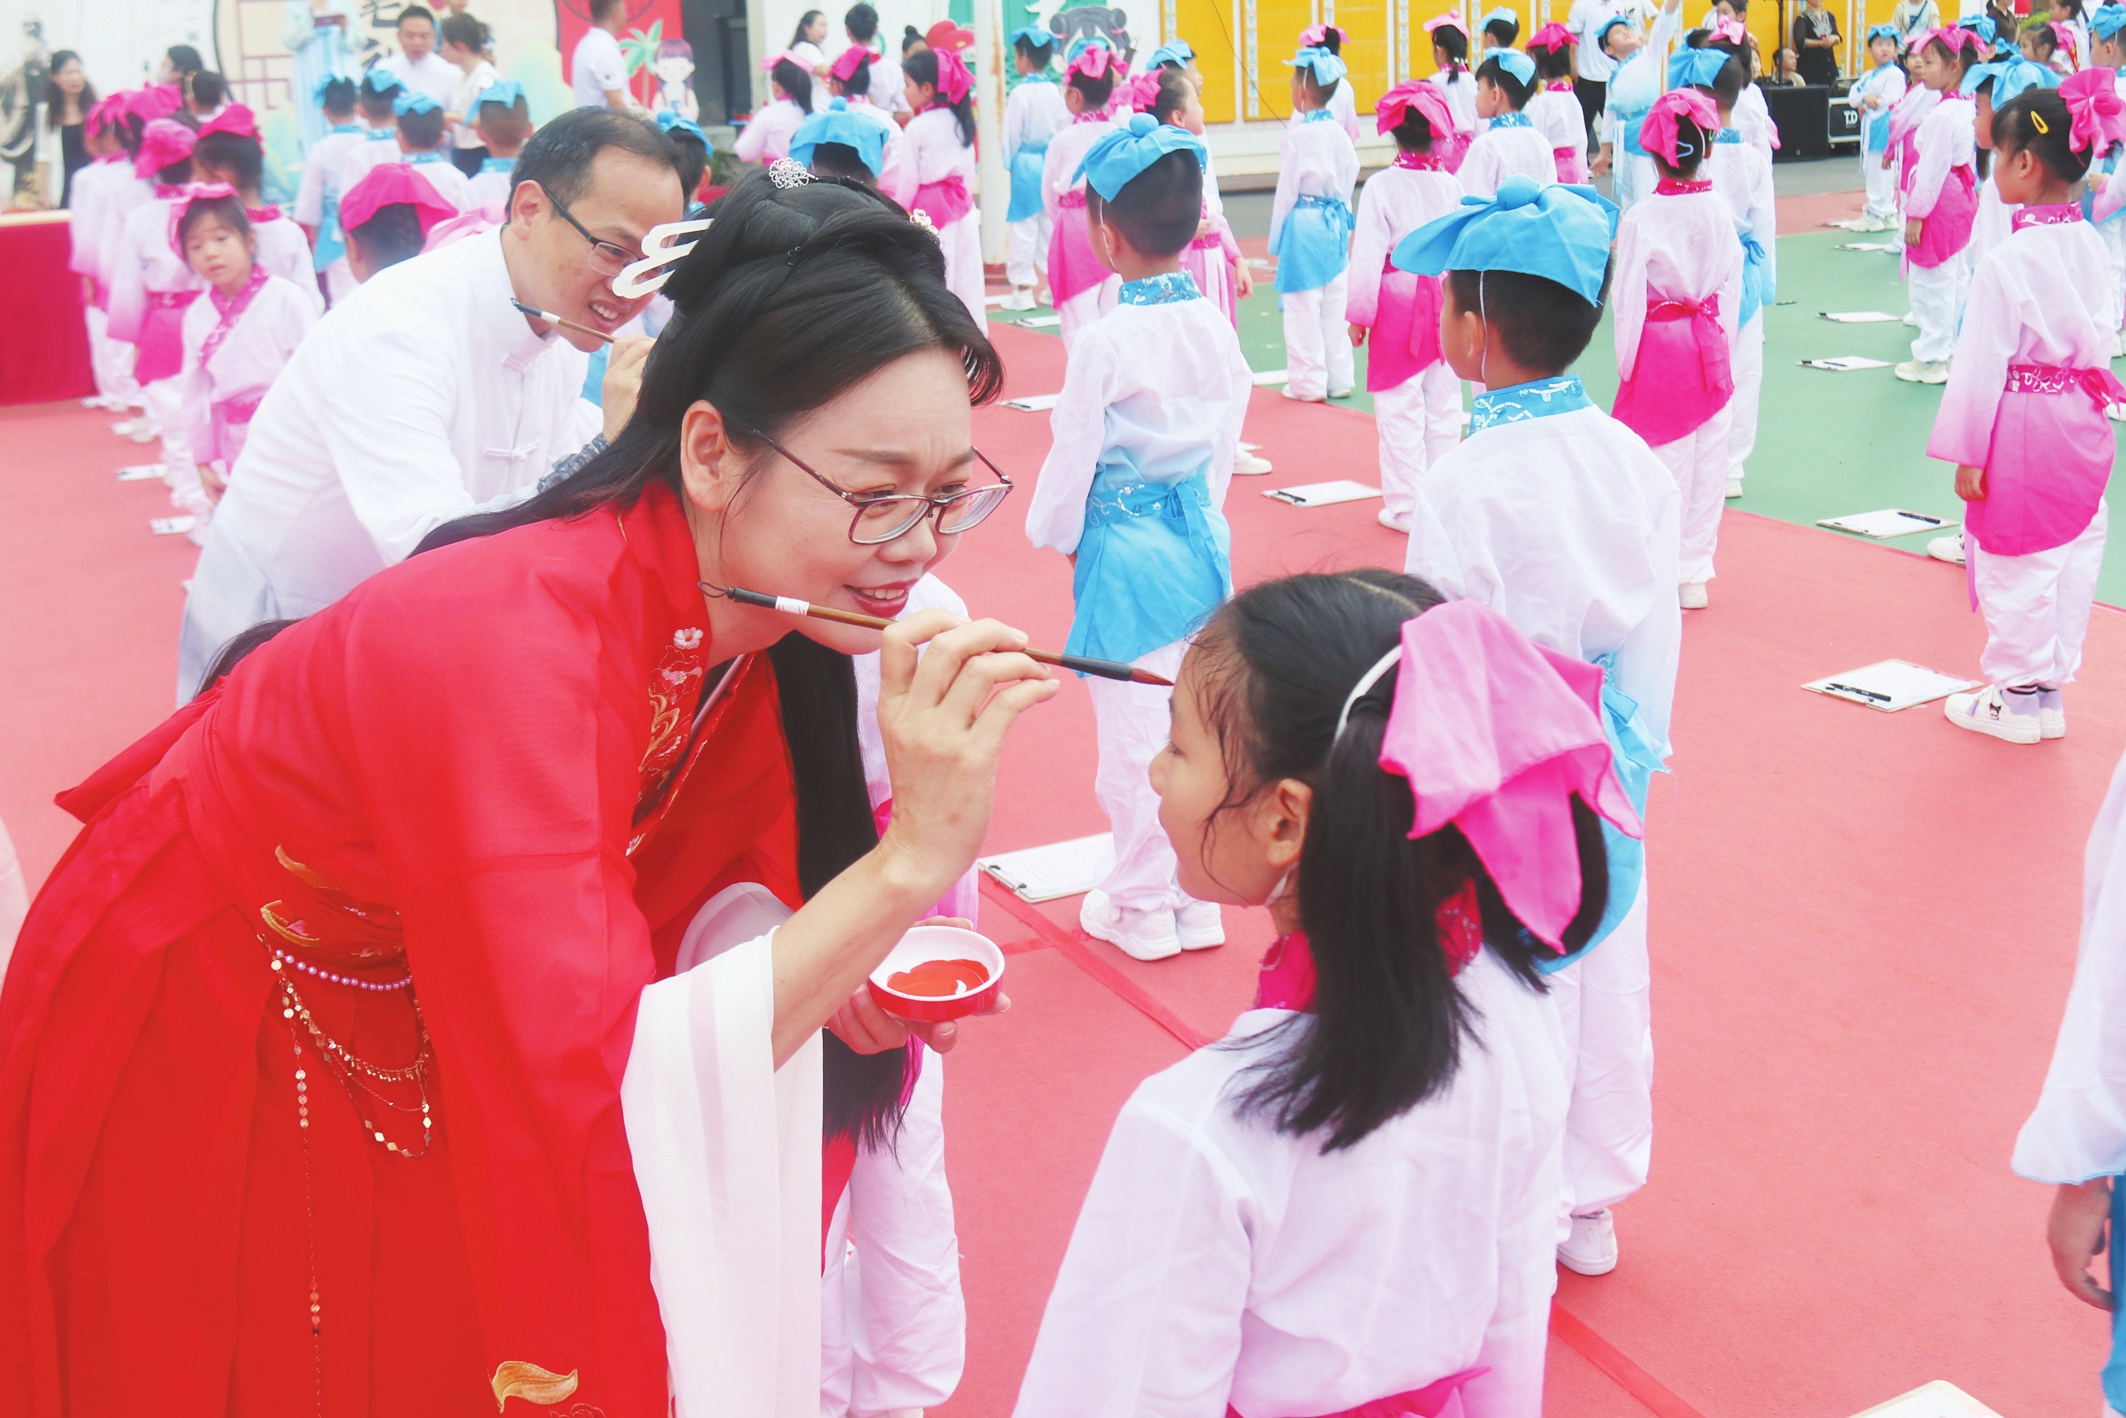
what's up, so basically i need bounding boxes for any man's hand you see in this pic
[600,334,654,442]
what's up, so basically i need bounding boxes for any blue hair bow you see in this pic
[790,96,890,175]
[1011,24,1057,47]
[1481,6,1520,30]
[1667,46,1732,90]
[1071,110,1206,200]
[1865,23,1901,45]
[2093,3,2126,40]
[1065,33,1113,64]
[656,109,708,144]
[474,78,525,109]
[1484,46,1537,84]
[1962,55,2060,103]
[1148,39,1195,67]
[393,90,440,116]
[1286,45,1349,84]
[360,67,402,96]
[1392,174,1618,306]
[313,71,358,102]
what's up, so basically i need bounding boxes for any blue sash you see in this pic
[1067,462,1231,667]
[1536,655,1667,974]
[1739,230,1769,326]
[1008,138,1049,223]
[2108,1179,2126,1410]
[581,345,609,405]
[1620,108,1652,159]
[1271,192,1354,294]
[315,191,346,270]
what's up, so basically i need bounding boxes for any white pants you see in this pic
[324,256,356,304]
[1550,878,1654,1216]
[1006,212,1051,291]
[1614,151,1657,216]
[1058,275,1119,352]
[1863,148,1899,222]
[1908,253,1969,364]
[1281,273,1353,402]
[939,211,986,327]
[820,1050,965,1418]
[1374,363,1463,523]
[2101,214,2126,337]
[1972,502,2108,689]
[1726,314,1764,486]
[1085,638,1194,913]
[1653,405,1734,585]
[85,304,140,406]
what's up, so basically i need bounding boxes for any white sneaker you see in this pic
[2039,687,2066,740]
[1679,581,1708,609]
[1327,386,1354,400]
[1558,1209,1618,1276]
[1080,889,1181,961]
[1002,286,1036,311]
[111,416,147,438]
[1901,311,1919,327]
[1176,900,1225,950]
[1926,532,1965,565]
[1943,686,2042,745]
[1377,507,1411,533]
[1725,476,1744,499]
[1894,358,1951,384]
[1281,388,1326,403]
[1233,449,1274,475]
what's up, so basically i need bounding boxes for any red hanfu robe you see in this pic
[0,480,801,1417]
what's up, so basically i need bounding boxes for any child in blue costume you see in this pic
[1592,0,1684,212]
[1003,25,1066,309]
[790,96,892,183]
[1271,45,1360,401]
[1023,113,1254,961]
[1852,26,1910,229]
[1396,175,1680,1279]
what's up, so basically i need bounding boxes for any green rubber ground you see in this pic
[989,227,2126,604]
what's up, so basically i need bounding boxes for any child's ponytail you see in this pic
[1198,570,1611,1152]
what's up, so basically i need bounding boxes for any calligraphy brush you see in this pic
[722,586,1173,686]
[509,297,616,345]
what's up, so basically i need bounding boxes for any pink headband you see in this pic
[1424,13,1468,36]
[1710,17,1748,44]
[1528,21,1577,49]
[1299,23,1349,45]
[198,102,259,141]
[760,47,807,72]
[830,45,871,81]
[1376,78,1460,137]
[167,181,238,257]
[135,117,196,177]
[1925,25,1981,58]
[86,93,128,136]
[2062,67,2126,154]
[339,162,460,236]
[1117,68,1164,111]
[1640,87,1720,166]
[1068,43,1121,80]
[931,47,974,105]
[1374,601,1642,952]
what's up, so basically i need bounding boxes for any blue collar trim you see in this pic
[1715,127,1742,143]
[1487,111,1532,128]
[1117,270,1203,305]
[407,150,446,163]
[330,122,364,135]
[1303,107,1336,122]
[481,155,515,173]
[364,128,395,139]
[1469,374,1593,432]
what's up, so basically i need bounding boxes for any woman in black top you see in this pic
[39,50,93,207]
[1793,0,1844,83]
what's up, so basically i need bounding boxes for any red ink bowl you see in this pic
[866,926,1006,1023]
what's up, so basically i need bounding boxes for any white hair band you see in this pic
[1334,646,1404,739]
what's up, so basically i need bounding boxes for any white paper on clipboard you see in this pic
[1264,480,1382,508]
[1803,660,1980,711]
[1817,509,1957,538]
[1801,356,1894,372]
[1002,392,1061,412]
[979,833,1116,902]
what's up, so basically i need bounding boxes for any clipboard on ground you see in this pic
[1817,310,1903,323]
[1804,660,1980,711]
[1818,508,1957,538]
[1002,392,1061,412]
[1845,1380,2003,1418]
[1800,356,1893,372]
[1264,480,1381,508]
[979,833,1116,902]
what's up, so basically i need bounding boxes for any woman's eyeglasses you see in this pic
[745,427,1015,545]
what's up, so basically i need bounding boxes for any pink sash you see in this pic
[208,393,263,467]
[1907,164,1977,270]
[911,174,973,229]
[1367,260,1444,392]
[1552,146,1588,184]
[1048,189,1110,306]
[1226,1367,1490,1418]
[1611,293,1733,447]
[1181,238,1238,325]
[134,289,198,383]
[1966,362,2124,557]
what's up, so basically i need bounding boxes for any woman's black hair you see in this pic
[193,619,304,698]
[1193,570,1609,1152]
[1475,53,1534,108]
[1014,31,1057,67]
[1390,104,1435,152]
[1994,86,2094,181]
[1148,66,1195,124]
[319,75,358,116]
[166,44,203,77]
[903,49,975,144]
[791,9,826,45]
[772,56,815,112]
[902,24,927,54]
[1434,24,1470,72]
[195,128,264,191]
[1068,63,1117,110]
[348,202,426,269]
[41,51,94,127]
[1651,112,1710,178]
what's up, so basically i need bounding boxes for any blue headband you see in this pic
[1958,15,1997,43]
[1071,110,1205,199]
[1012,24,1057,48]
[789,96,889,175]
[1148,40,1195,67]
[1066,33,1113,64]
[1962,55,2060,102]
[1392,174,1618,305]
[1482,6,1519,30]
[1287,45,1349,83]
[361,68,402,96]
[314,72,356,102]
[474,78,525,109]
[1483,46,1537,83]
[1865,23,1900,45]
[656,109,707,143]
[2093,3,2126,39]
[1595,14,1635,45]
[393,90,440,116]
[1667,46,1732,89]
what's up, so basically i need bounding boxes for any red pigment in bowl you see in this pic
[887,958,990,997]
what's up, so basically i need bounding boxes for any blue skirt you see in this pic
[1007,142,1048,224]
[1270,195,1353,295]
[1067,467,1232,668]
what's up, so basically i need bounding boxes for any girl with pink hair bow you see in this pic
[107,117,208,481]
[1896,27,1984,383]
[68,93,154,415]
[1526,22,1590,181]
[1041,39,1127,347]
[1929,76,2125,745]
[887,46,984,321]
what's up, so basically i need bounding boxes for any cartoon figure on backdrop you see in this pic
[651,37,700,122]
[1047,7,1135,69]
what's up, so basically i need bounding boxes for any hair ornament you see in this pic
[1392,174,1618,304]
[768,156,814,189]
[475,77,526,108]
[1866,22,1901,45]
[1376,78,1460,137]
[1529,21,1578,48]
[1482,46,1537,85]
[165,180,239,257]
[612,216,716,298]
[361,67,401,96]
[393,90,441,116]
[908,207,940,236]
[2033,110,2051,133]
[930,47,975,105]
[1299,22,1350,45]
[830,44,871,81]
[1639,86,1720,166]
[2061,66,2126,153]
[1710,16,1748,44]
[1424,12,1469,36]
[1286,44,1350,85]
[198,103,259,141]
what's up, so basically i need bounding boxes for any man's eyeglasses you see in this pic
[537,182,643,278]
[745,427,1015,546]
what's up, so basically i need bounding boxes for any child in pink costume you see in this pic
[1898,28,1983,383]
[69,98,151,414]
[1347,82,1467,534]
[1139,68,1253,326]
[1526,24,1590,182]
[1931,76,2126,745]
[1610,88,1741,610]
[106,118,205,486]
[888,46,984,324]
[1043,42,1123,348]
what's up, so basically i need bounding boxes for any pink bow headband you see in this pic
[2061,67,2126,154]
[930,47,974,105]
[1528,21,1577,50]
[1925,25,1981,58]
[1639,87,1720,166]
[86,92,128,136]
[1117,68,1165,111]
[1299,23,1349,46]
[1424,12,1468,35]
[135,117,196,178]
[1709,17,1748,44]
[830,44,871,81]
[1067,43,1122,80]
[127,83,184,123]
[1376,78,1460,138]
[760,47,808,72]
[198,102,259,141]
[166,181,238,257]
[1367,601,1641,952]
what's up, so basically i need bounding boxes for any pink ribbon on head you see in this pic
[1299,22,1349,46]
[1924,25,1981,59]
[1376,601,1642,953]
[830,45,871,81]
[134,117,196,178]
[1117,68,1165,111]
[1638,87,1719,167]
[1528,21,1577,49]
[1067,43,1120,80]
[2061,67,2126,154]
[1710,17,1748,44]
[931,47,974,105]
[759,47,808,72]
[198,102,259,141]
[165,180,238,258]
[1424,11,1468,35]
[1376,78,1461,139]
[126,83,184,123]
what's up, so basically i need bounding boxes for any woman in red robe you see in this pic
[0,169,1052,1416]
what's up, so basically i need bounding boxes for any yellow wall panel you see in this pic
[1176,0,1242,122]
[1328,0,1394,112]
[1247,0,1317,120]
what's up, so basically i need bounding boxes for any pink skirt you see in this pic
[209,392,263,468]
[1366,263,1444,392]
[1908,165,1977,271]
[135,292,197,384]
[911,174,973,230]
[1553,145,1588,184]
[1181,234,1237,325]
[1967,363,2122,556]
[1048,191,1109,307]
[1612,297,1733,446]
[1227,1367,1486,1418]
